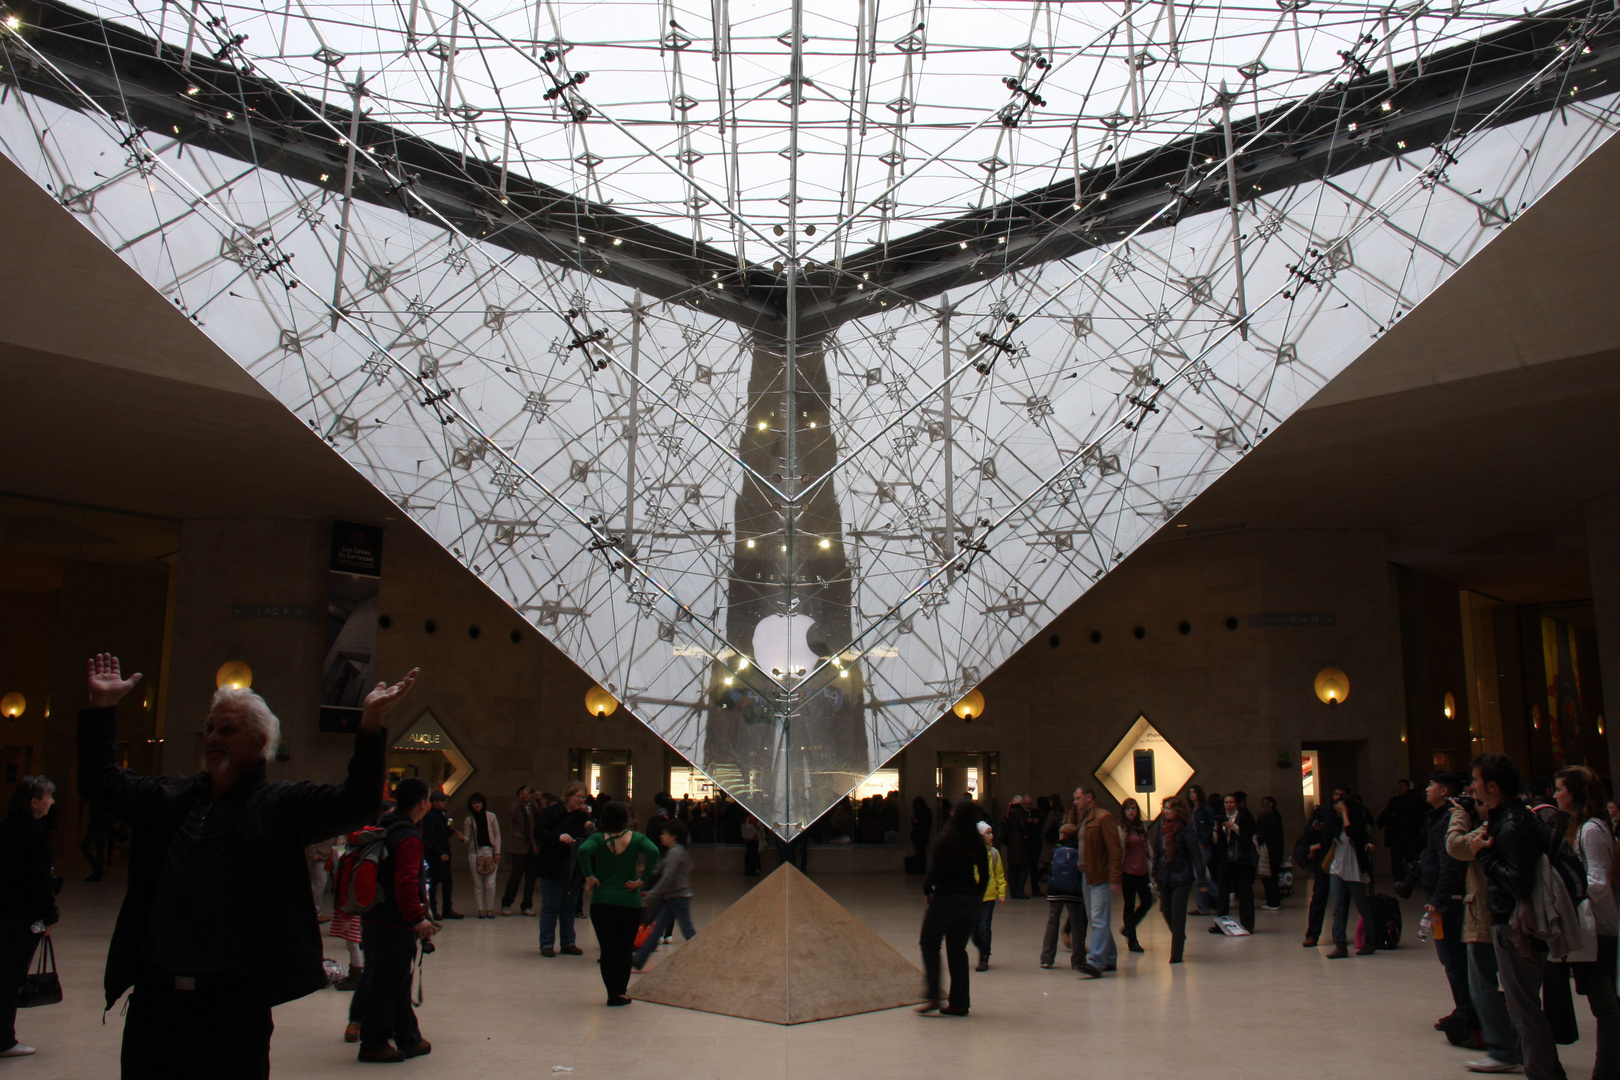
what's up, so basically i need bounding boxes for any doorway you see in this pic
[570,748,633,800]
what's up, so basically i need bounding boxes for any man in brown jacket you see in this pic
[500,786,538,916]
[1074,786,1123,977]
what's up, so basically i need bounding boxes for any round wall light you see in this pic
[0,693,24,719]
[216,660,253,690]
[952,689,985,723]
[1443,692,1456,719]
[1314,667,1349,706]
[584,685,619,718]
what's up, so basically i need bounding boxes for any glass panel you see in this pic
[1,3,1613,835]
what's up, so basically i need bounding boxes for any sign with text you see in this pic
[319,520,384,734]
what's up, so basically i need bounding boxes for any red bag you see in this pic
[634,923,656,950]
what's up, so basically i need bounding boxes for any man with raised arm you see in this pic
[78,652,417,1080]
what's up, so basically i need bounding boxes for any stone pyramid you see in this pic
[629,864,922,1024]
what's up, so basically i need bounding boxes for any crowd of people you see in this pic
[6,654,1620,1075]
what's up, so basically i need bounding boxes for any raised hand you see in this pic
[86,653,143,709]
[359,667,419,734]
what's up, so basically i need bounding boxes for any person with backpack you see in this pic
[1153,796,1208,964]
[1039,822,1086,969]
[356,778,436,1062]
[1471,752,1568,1080]
[1550,765,1620,1079]
[1326,788,1377,959]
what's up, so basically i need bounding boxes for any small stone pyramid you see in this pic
[629,863,923,1024]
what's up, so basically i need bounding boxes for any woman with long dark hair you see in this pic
[463,793,502,919]
[577,800,660,1006]
[918,798,989,1016]
[1118,798,1154,953]
[0,776,59,1057]
[1152,796,1207,964]
[1550,765,1620,1077]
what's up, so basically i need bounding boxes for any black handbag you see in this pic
[19,936,61,1008]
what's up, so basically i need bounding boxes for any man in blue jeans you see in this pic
[1072,787,1121,977]
[534,782,592,957]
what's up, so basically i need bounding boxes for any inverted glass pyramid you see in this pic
[2,0,1615,835]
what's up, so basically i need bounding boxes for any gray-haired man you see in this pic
[79,652,416,1080]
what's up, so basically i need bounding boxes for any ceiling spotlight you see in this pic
[818,538,831,548]
[807,421,816,428]
[4,14,20,28]
[1348,121,1358,131]
[186,85,199,95]
[723,676,733,685]
[578,235,587,243]
[612,237,623,246]
[320,172,330,181]
[757,421,768,430]
[1381,100,1393,111]
[959,241,969,249]
[746,538,756,548]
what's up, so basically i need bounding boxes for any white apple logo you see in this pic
[751,613,818,677]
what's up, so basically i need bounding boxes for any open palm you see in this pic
[86,653,142,709]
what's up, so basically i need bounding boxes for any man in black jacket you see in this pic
[1377,779,1428,881]
[78,652,416,1080]
[535,782,592,957]
[421,790,460,920]
[1396,771,1471,1029]
[1470,752,1566,1080]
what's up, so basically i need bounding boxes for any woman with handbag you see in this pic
[0,775,60,1057]
[463,792,502,919]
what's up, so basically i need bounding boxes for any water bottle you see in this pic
[1418,912,1432,942]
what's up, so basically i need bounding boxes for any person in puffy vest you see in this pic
[357,777,437,1063]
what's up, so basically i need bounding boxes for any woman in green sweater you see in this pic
[576,801,661,1006]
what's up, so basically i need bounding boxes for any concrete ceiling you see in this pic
[1165,128,1620,603]
[0,129,1616,605]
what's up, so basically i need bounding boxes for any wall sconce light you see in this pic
[1314,668,1349,706]
[584,685,619,719]
[1443,692,1456,720]
[215,661,253,690]
[0,693,24,719]
[1599,716,1606,737]
[952,689,985,724]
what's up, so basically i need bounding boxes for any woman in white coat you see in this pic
[1550,764,1619,1077]
[463,792,502,919]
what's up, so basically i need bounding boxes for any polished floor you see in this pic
[6,868,1603,1079]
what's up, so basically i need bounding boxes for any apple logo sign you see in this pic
[752,613,818,677]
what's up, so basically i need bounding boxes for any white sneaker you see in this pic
[500,908,512,916]
[1465,1059,1522,1073]
[0,1044,36,1057]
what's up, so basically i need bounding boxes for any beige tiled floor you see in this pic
[7,870,1601,1079]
